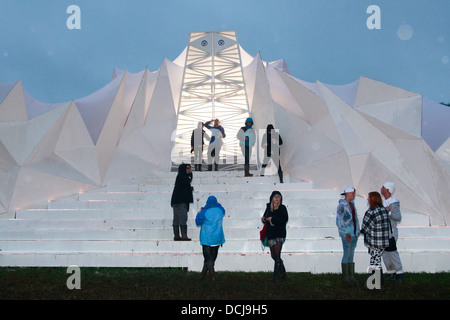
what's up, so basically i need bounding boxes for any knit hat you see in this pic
[383,182,396,194]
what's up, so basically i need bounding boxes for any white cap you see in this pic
[341,186,355,195]
[383,182,396,194]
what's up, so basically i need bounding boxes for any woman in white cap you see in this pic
[381,182,404,284]
[336,186,360,283]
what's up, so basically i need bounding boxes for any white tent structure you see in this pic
[0,30,449,225]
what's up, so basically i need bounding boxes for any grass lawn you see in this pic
[0,267,449,301]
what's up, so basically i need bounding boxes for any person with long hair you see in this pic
[261,191,289,281]
[360,191,390,284]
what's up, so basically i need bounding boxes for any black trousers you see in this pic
[202,245,219,269]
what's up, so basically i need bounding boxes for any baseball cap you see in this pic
[341,186,355,195]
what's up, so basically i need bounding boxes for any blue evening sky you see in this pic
[0,0,449,104]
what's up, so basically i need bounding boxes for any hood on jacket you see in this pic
[203,195,225,214]
[269,191,283,204]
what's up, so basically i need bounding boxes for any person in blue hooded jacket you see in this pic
[237,117,256,177]
[195,196,226,280]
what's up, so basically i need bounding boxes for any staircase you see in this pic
[1,170,449,273]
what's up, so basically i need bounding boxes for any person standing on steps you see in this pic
[237,117,256,177]
[170,163,194,241]
[381,182,404,284]
[204,119,226,171]
[261,191,289,281]
[195,195,226,280]
[260,124,284,183]
[336,186,360,283]
[191,122,210,171]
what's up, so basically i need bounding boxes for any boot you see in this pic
[348,263,357,283]
[173,226,181,241]
[214,163,218,171]
[208,263,216,280]
[341,263,350,283]
[271,261,282,281]
[260,164,266,177]
[244,165,253,177]
[280,260,287,280]
[201,263,208,280]
[278,168,283,183]
[396,273,404,284]
[180,225,191,241]
[198,164,202,171]
[208,164,212,171]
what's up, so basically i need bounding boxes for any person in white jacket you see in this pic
[381,182,404,284]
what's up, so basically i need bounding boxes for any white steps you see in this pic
[1,170,449,273]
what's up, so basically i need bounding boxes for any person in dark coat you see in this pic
[261,124,284,183]
[261,191,289,280]
[191,122,210,171]
[171,163,194,241]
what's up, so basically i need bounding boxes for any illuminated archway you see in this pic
[171,31,251,167]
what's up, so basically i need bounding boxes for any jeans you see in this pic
[340,235,358,263]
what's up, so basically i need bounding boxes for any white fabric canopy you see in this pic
[0,31,449,225]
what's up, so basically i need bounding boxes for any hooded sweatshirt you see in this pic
[237,117,256,147]
[170,164,193,208]
[336,199,360,239]
[196,196,226,246]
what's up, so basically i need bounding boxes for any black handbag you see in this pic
[385,221,397,252]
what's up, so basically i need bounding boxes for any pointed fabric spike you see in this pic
[146,59,177,126]
[318,81,371,156]
[120,68,150,143]
[22,101,100,185]
[96,72,129,184]
[323,79,359,108]
[8,166,97,213]
[357,110,419,140]
[54,102,101,185]
[356,95,422,138]
[0,80,28,121]
[0,103,69,166]
[75,75,123,145]
[275,70,324,124]
[242,52,258,110]
[165,59,184,113]
[246,53,275,129]
[355,76,420,107]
